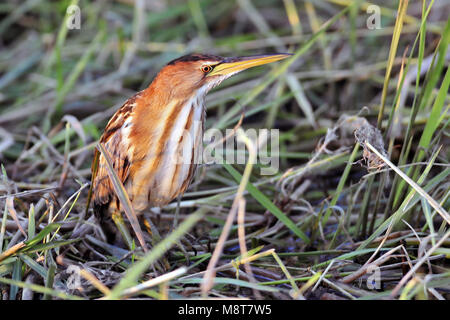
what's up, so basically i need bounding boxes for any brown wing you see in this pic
[91,93,139,211]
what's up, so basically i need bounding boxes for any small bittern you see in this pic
[91,53,291,242]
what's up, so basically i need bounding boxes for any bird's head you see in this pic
[155,53,292,99]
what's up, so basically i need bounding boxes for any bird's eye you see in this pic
[201,65,212,73]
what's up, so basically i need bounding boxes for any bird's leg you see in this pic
[111,210,134,250]
[172,194,182,230]
[174,238,190,266]
[143,212,162,244]
[168,195,192,265]
[141,211,173,272]
[143,217,153,238]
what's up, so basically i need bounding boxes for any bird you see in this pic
[90,53,291,242]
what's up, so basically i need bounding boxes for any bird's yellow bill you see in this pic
[208,53,292,77]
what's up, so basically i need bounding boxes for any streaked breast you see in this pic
[128,95,205,211]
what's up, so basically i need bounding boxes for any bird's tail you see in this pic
[93,201,119,244]
[85,148,100,216]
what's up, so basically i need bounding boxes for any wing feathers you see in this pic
[91,94,139,210]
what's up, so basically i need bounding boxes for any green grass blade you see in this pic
[223,163,310,243]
